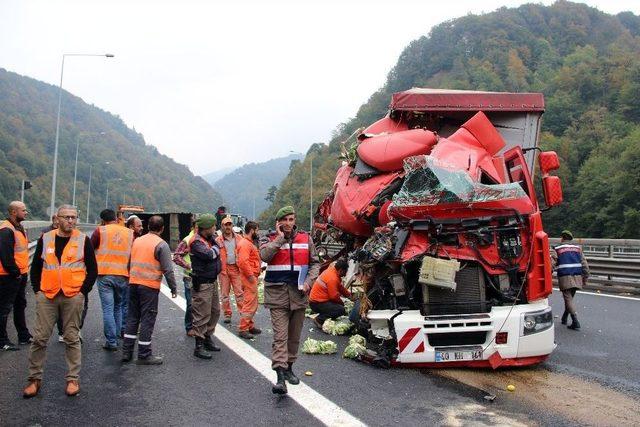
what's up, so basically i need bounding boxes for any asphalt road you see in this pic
[1,275,639,426]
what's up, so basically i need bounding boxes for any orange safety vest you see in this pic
[0,220,29,275]
[129,233,165,289]
[40,229,86,299]
[95,223,133,276]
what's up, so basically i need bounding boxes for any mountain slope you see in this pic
[212,153,303,219]
[0,68,222,220]
[202,166,236,186]
[260,1,640,238]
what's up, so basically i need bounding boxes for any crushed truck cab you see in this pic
[314,88,563,368]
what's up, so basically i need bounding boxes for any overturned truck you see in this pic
[314,89,563,368]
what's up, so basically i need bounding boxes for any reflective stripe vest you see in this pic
[0,220,29,275]
[40,229,86,299]
[129,233,165,289]
[95,224,133,276]
[554,244,584,277]
[264,231,310,287]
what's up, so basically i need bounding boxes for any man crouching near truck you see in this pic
[260,205,319,394]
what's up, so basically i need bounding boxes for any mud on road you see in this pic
[432,366,640,426]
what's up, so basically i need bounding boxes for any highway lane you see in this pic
[0,275,638,426]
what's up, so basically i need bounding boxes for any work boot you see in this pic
[136,355,164,365]
[23,379,41,399]
[238,331,254,340]
[284,363,300,385]
[561,311,568,325]
[204,335,221,352]
[1,342,19,351]
[65,380,80,397]
[249,327,262,335]
[568,314,581,330]
[272,368,288,395]
[194,338,212,359]
[223,316,231,324]
[121,349,133,363]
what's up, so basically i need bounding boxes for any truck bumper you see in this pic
[368,299,555,369]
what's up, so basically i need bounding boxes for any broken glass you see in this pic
[392,156,526,206]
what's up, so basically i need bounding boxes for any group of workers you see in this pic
[0,199,589,399]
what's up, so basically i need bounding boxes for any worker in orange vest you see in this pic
[216,215,244,323]
[237,221,262,339]
[0,201,32,351]
[24,205,98,398]
[93,209,134,351]
[122,215,177,365]
[309,259,352,328]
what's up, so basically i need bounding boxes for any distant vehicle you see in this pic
[116,204,144,226]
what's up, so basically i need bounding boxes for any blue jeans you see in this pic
[184,275,193,331]
[121,284,129,336]
[97,275,129,347]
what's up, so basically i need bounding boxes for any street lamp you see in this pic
[86,165,92,223]
[72,131,106,206]
[49,53,114,217]
[105,178,123,208]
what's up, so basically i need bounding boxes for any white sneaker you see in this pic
[58,335,64,343]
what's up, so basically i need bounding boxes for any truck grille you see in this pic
[422,262,488,315]
[427,331,487,347]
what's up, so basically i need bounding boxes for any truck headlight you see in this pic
[521,307,553,336]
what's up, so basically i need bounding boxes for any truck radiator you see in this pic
[421,262,488,315]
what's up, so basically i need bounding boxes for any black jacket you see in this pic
[189,233,221,285]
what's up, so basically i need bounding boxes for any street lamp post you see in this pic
[86,165,92,223]
[72,131,106,206]
[49,53,114,217]
[310,155,313,232]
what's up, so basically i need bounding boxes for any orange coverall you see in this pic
[237,236,261,332]
[216,234,245,318]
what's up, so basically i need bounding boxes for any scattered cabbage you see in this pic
[302,338,338,354]
[348,334,366,347]
[322,318,353,336]
[342,343,366,359]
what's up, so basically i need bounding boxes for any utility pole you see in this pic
[310,156,313,232]
[86,165,92,223]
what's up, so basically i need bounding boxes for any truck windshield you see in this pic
[392,155,526,206]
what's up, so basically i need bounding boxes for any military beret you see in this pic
[276,205,295,221]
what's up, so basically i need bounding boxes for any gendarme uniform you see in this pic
[551,231,589,330]
[260,206,319,394]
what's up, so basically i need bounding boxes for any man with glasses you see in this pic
[0,201,32,351]
[23,205,97,398]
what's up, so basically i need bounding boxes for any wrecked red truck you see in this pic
[314,88,563,368]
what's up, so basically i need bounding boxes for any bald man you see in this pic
[0,201,32,351]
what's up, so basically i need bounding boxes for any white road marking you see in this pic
[552,288,640,302]
[159,285,365,427]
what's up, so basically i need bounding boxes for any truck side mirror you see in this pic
[542,175,563,207]
[539,151,560,174]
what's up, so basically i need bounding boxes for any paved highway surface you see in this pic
[1,270,639,426]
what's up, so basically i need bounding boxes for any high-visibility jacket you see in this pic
[0,220,29,275]
[181,230,194,274]
[264,231,310,287]
[40,229,86,299]
[95,224,133,277]
[310,263,351,304]
[215,233,243,273]
[129,233,165,289]
[554,244,584,277]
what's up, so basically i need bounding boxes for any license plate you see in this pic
[435,347,483,362]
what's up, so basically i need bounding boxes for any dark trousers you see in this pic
[123,285,159,359]
[0,275,20,345]
[309,301,346,324]
[12,275,30,341]
[56,292,89,335]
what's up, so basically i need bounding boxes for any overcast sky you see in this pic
[1,0,638,176]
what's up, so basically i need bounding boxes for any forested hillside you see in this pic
[260,1,640,238]
[0,68,222,221]
[211,153,303,219]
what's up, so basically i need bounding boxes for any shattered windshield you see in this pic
[392,156,526,206]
